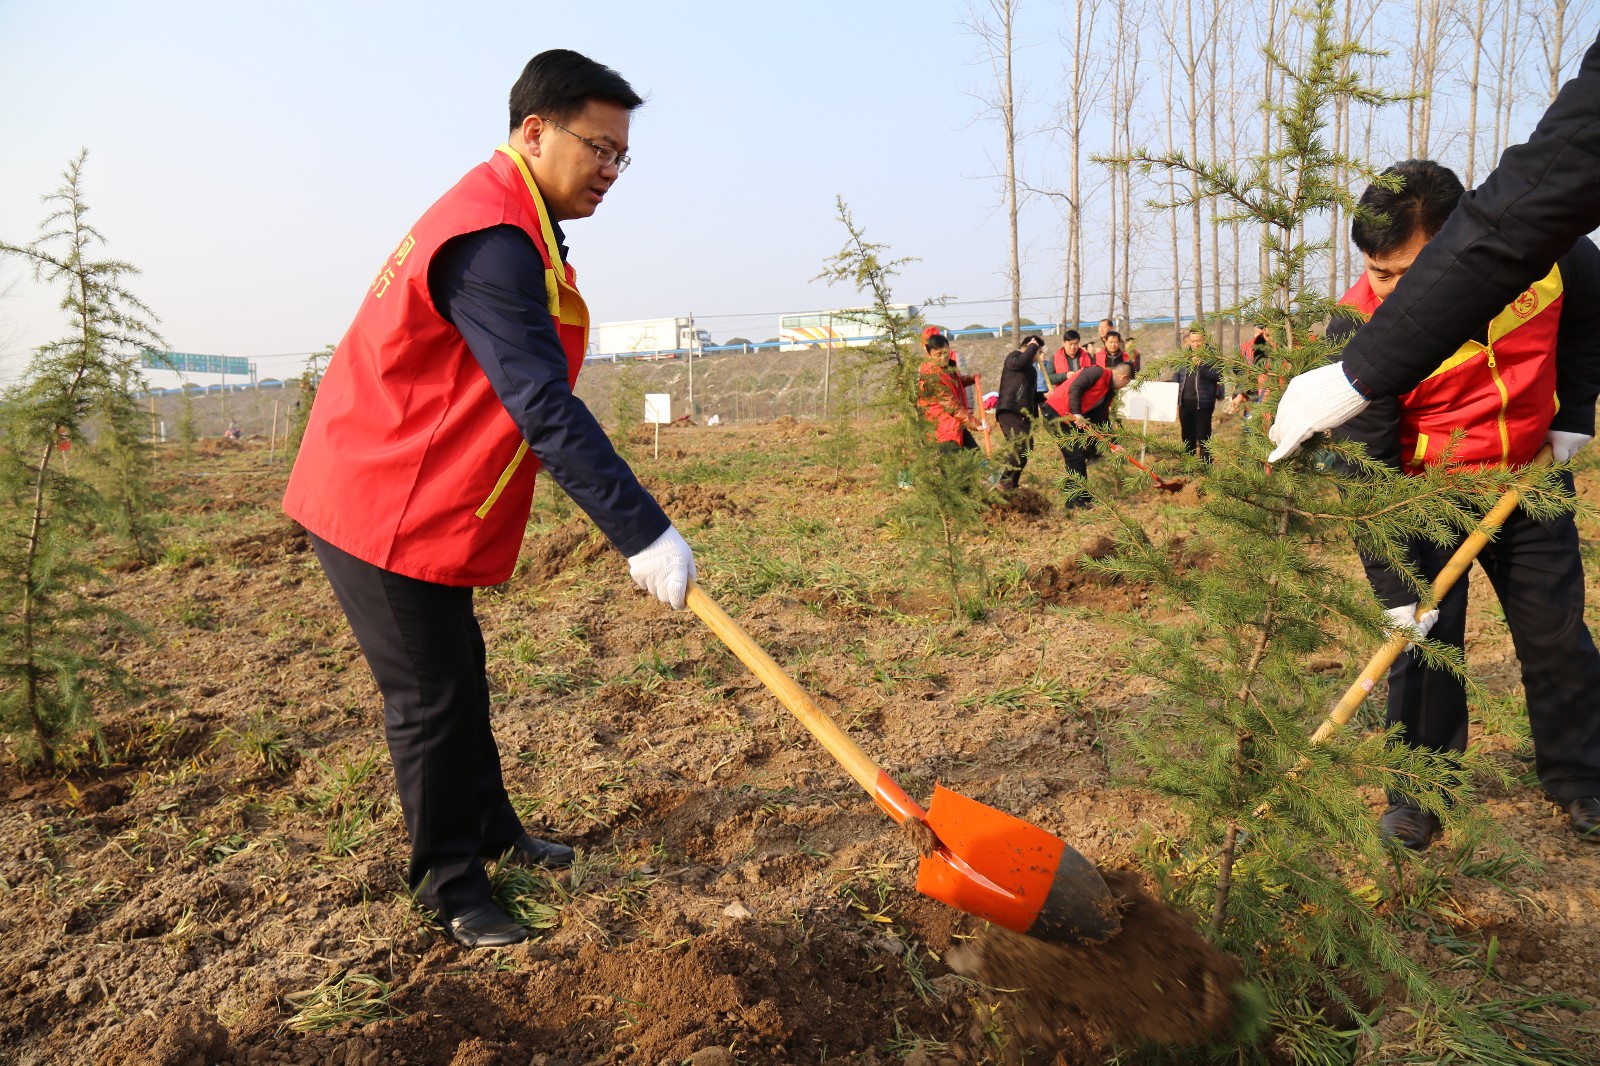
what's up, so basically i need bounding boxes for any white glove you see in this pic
[1266,361,1371,462]
[1546,430,1593,463]
[1385,603,1439,643]
[626,525,696,610]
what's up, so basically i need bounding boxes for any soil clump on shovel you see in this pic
[947,869,1243,1062]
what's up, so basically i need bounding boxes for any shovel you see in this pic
[1075,418,1185,492]
[973,373,994,457]
[686,582,1122,945]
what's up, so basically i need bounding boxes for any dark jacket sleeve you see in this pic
[1552,237,1600,434]
[1341,32,1600,398]
[428,225,670,556]
[1067,366,1104,415]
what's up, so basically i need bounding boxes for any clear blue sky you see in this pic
[0,0,1057,385]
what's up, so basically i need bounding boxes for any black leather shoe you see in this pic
[441,902,528,949]
[484,833,575,869]
[1566,798,1600,842]
[1380,803,1442,852]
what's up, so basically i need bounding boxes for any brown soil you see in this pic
[947,870,1242,1062]
[1,423,1597,1065]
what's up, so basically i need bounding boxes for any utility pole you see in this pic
[687,311,696,419]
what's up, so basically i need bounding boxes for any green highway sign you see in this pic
[140,350,251,376]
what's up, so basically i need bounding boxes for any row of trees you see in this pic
[966,0,1593,342]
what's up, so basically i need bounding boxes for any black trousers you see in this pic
[1178,401,1214,458]
[309,532,525,913]
[995,410,1032,489]
[1385,500,1600,804]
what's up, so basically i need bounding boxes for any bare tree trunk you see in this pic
[1227,20,1242,326]
[1165,68,1182,345]
[1464,0,1487,187]
[1185,0,1205,327]
[1539,0,1574,104]
[1120,8,1141,332]
[1003,2,1022,339]
[1207,0,1224,329]
[1416,0,1445,157]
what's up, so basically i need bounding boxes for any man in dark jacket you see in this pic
[1269,30,1600,461]
[994,334,1044,490]
[1174,327,1223,459]
[1330,160,1600,849]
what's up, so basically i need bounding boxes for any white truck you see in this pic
[588,317,712,360]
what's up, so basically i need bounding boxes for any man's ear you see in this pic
[526,115,545,152]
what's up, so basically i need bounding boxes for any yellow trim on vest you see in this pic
[1424,264,1564,384]
[495,146,565,276]
[475,440,530,519]
[1412,432,1429,466]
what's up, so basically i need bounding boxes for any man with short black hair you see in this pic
[285,50,696,948]
[917,333,981,450]
[1174,328,1222,459]
[1046,360,1134,507]
[1330,159,1600,849]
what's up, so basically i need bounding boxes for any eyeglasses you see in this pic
[545,118,631,173]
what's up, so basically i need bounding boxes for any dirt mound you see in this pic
[520,519,610,582]
[947,869,1243,1062]
[989,486,1052,516]
[226,521,309,564]
[100,1003,227,1066]
[653,484,752,527]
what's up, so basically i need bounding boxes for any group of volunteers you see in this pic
[916,319,1236,505]
[284,40,1600,949]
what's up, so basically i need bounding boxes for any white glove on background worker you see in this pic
[1546,430,1594,462]
[627,525,696,610]
[1385,602,1440,643]
[1266,362,1371,462]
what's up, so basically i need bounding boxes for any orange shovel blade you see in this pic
[916,784,1121,945]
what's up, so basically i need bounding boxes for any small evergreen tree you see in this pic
[816,198,990,616]
[176,387,199,450]
[0,150,159,766]
[285,344,331,463]
[1094,5,1578,1059]
[84,360,164,564]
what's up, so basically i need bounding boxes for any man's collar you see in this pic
[550,219,569,261]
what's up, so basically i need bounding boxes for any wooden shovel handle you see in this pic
[1308,443,1554,745]
[685,582,924,824]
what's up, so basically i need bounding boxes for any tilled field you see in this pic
[2,422,1598,1065]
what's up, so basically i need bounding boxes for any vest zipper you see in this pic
[1484,346,1511,464]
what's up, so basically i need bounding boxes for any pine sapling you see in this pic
[816,197,990,616]
[1090,3,1578,1057]
[0,150,159,766]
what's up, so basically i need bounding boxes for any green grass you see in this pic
[283,971,401,1033]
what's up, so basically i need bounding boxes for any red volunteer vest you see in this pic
[917,359,972,443]
[1046,365,1112,418]
[1045,348,1084,412]
[283,147,589,586]
[1340,270,1561,473]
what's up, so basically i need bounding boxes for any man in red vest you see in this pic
[1331,160,1600,850]
[916,333,982,449]
[1044,358,1133,507]
[283,51,696,947]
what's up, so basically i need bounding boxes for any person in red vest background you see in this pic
[1330,160,1600,850]
[283,51,696,948]
[916,332,982,449]
[1044,356,1133,508]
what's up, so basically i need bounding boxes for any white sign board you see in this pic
[643,393,672,425]
[1119,381,1180,423]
